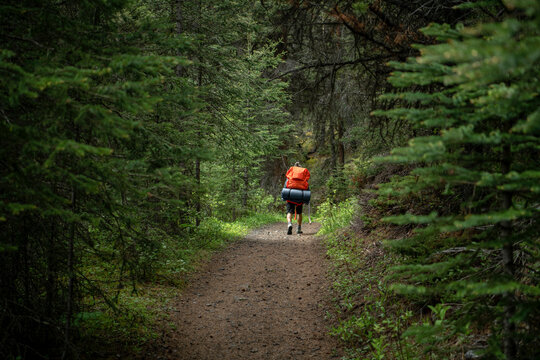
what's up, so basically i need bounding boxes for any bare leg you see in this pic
[298,214,302,226]
[286,212,293,234]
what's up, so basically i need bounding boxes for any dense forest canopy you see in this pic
[1,0,538,359]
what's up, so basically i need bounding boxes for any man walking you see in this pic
[284,162,310,235]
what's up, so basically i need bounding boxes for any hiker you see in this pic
[284,161,310,235]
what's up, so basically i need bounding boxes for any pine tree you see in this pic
[0,1,291,357]
[374,0,540,357]
[0,0,193,357]
[176,0,291,220]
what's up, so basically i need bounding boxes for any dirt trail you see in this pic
[157,222,342,360]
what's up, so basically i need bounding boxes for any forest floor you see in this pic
[147,222,343,360]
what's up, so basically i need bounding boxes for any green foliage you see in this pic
[318,198,358,235]
[0,0,289,358]
[77,211,282,355]
[375,0,540,357]
[325,171,353,203]
[319,200,418,360]
[174,0,291,223]
[196,212,283,243]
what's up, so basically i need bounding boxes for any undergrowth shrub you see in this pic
[318,197,422,360]
[318,198,357,235]
[77,211,282,357]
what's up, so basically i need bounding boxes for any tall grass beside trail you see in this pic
[78,212,282,357]
[318,199,423,360]
[318,198,357,236]
[197,212,284,246]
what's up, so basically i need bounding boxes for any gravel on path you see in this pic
[156,222,342,360]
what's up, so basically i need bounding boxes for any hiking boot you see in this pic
[297,228,303,234]
[287,224,292,235]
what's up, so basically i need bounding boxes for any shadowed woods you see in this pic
[2,1,540,359]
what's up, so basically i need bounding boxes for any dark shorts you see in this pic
[286,202,303,214]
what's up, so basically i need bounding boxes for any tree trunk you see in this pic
[62,187,76,360]
[22,218,30,308]
[243,167,249,208]
[46,220,57,317]
[231,165,237,221]
[195,0,203,227]
[501,143,516,359]
[329,116,337,173]
[337,116,345,169]
[175,0,185,77]
[195,157,201,227]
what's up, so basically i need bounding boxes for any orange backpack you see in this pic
[285,166,310,190]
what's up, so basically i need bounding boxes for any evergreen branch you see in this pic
[1,109,11,124]
[3,34,52,50]
[76,271,120,313]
